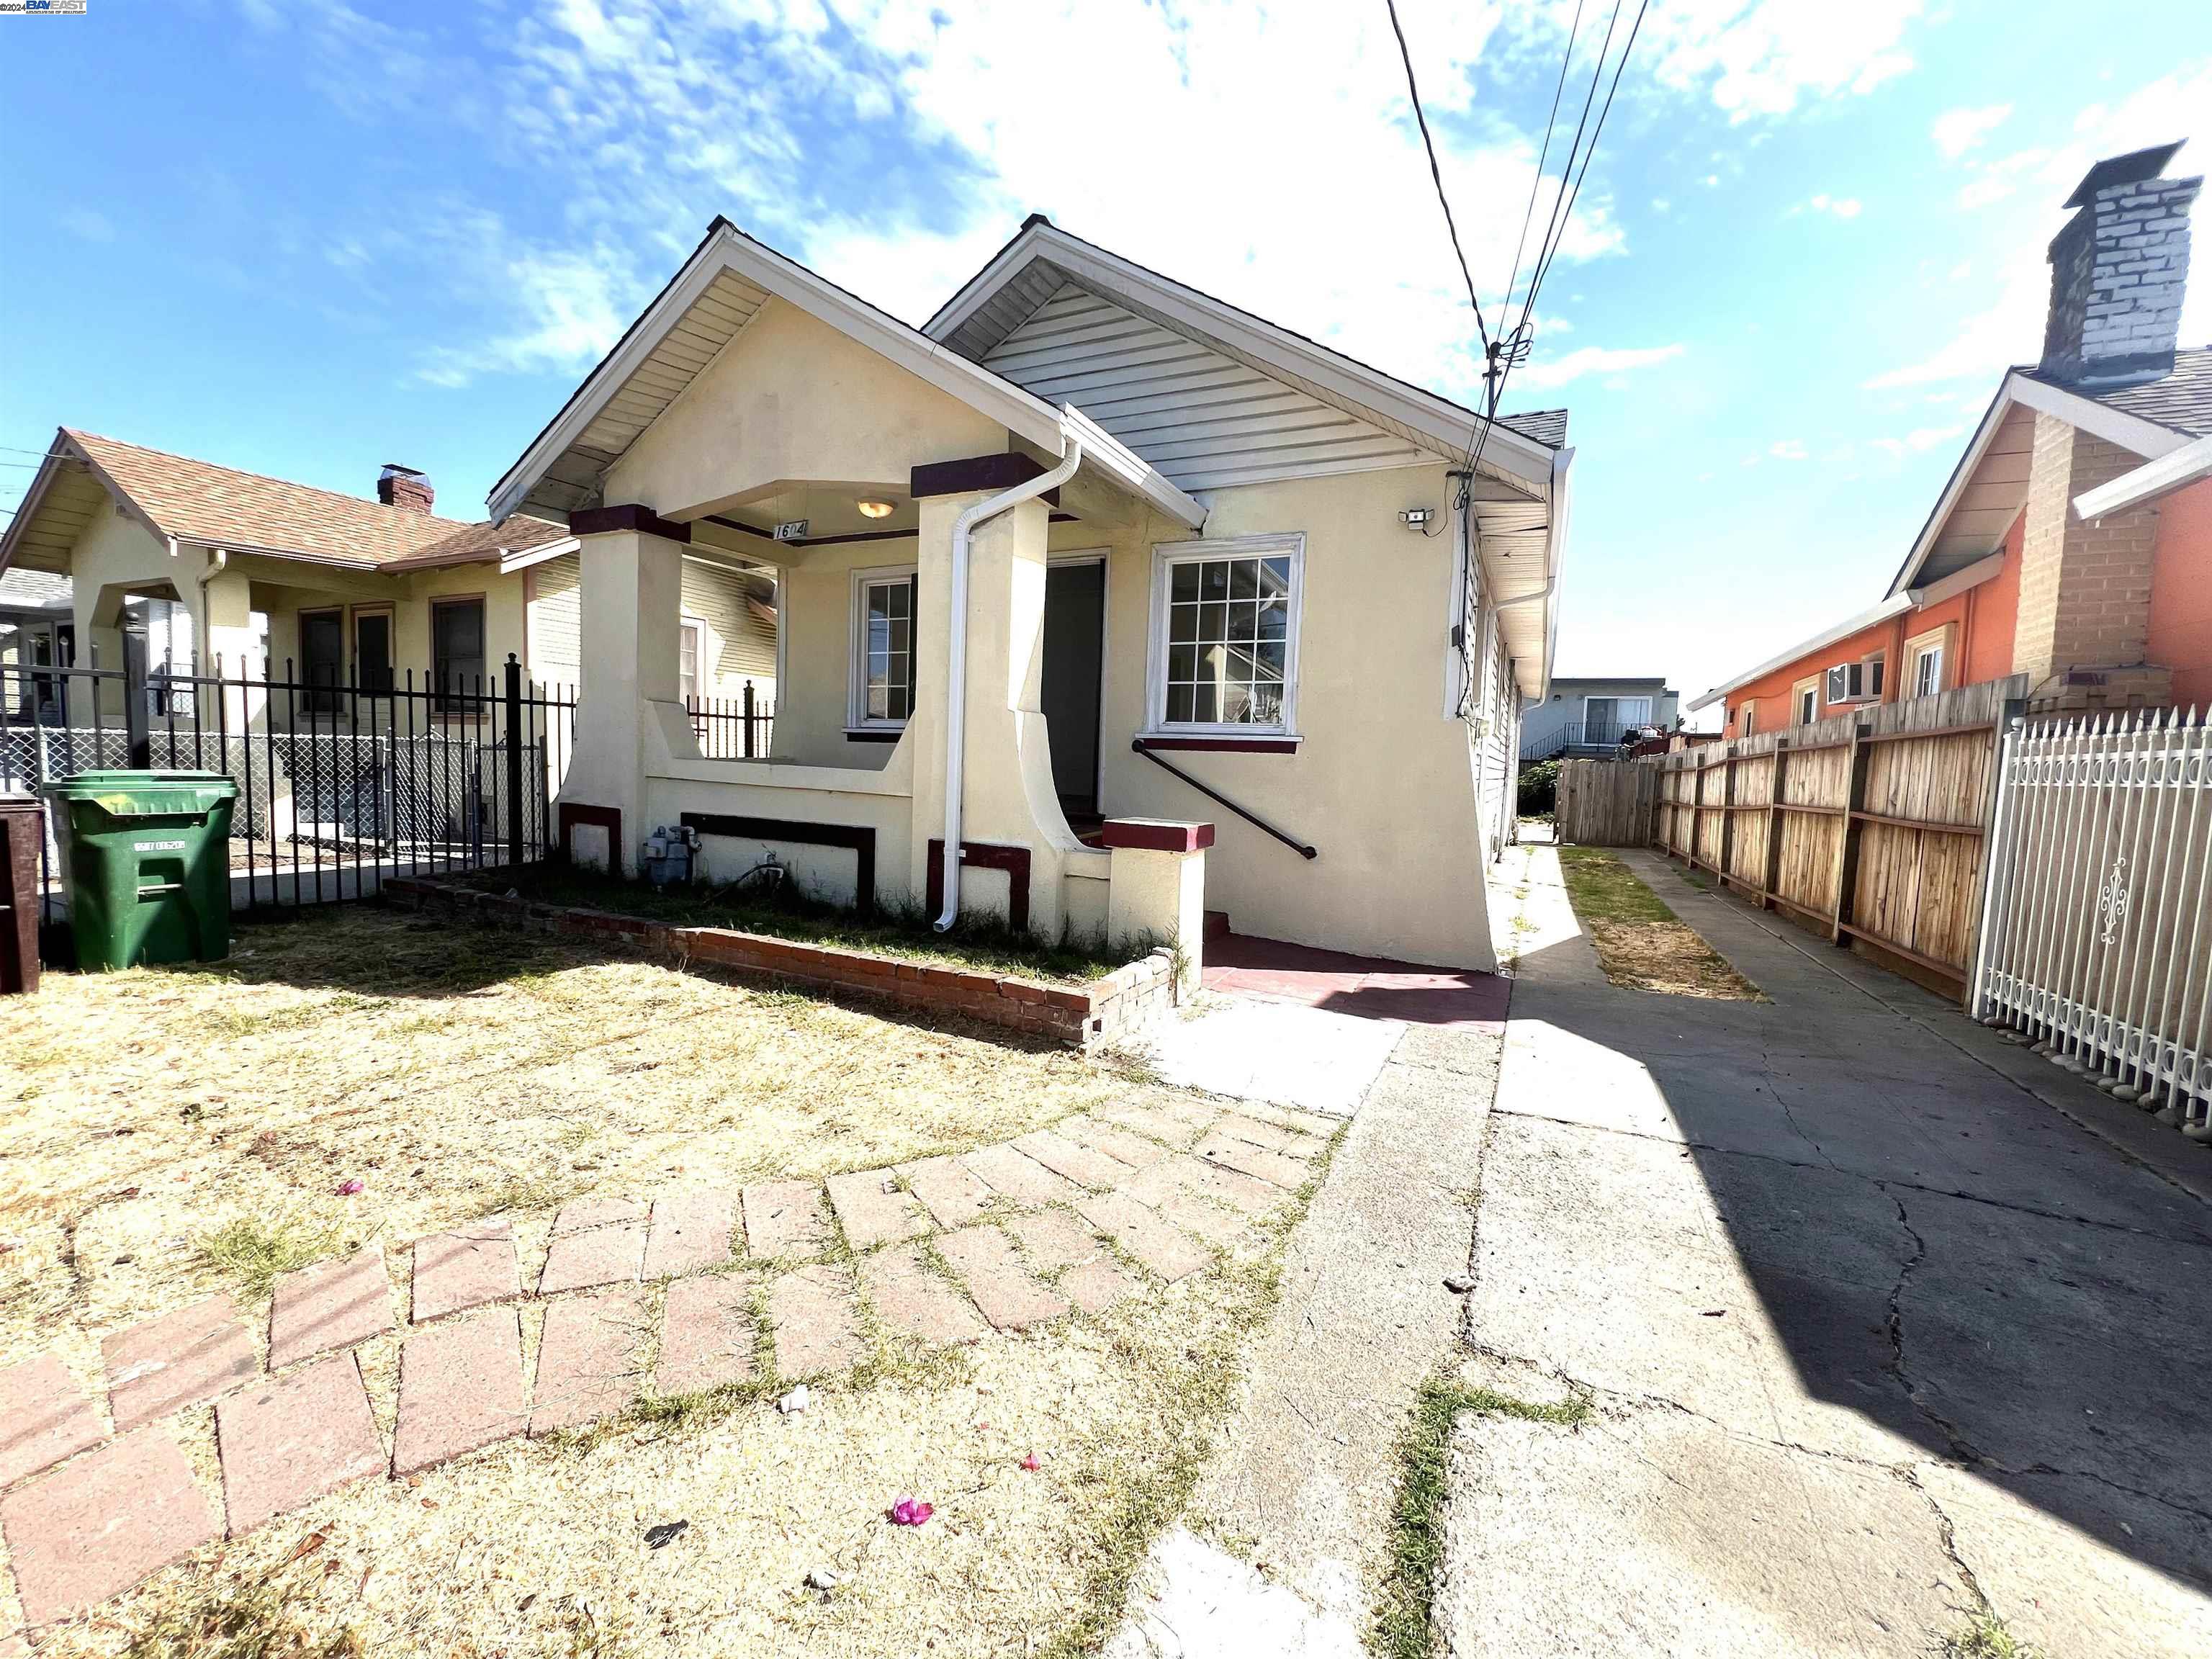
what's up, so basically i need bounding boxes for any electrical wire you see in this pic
[1468,0,1650,493]
[1383,0,1491,357]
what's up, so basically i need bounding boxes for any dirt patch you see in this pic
[1584,919,1761,999]
[1554,849,1761,1001]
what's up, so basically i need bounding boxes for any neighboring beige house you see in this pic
[493,216,1572,971]
[0,431,778,714]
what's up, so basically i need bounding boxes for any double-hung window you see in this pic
[1146,534,1303,739]
[431,596,485,711]
[850,567,918,730]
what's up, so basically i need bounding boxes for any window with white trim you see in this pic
[1905,624,1950,700]
[678,618,706,703]
[1146,536,1303,736]
[1793,677,1819,725]
[849,567,918,728]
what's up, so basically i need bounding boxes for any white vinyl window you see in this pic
[678,618,706,703]
[1911,639,1945,698]
[1145,534,1303,737]
[849,566,918,729]
[1794,678,1819,725]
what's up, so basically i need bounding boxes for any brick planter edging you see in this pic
[382,876,1179,1050]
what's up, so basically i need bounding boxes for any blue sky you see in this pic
[4,1,2208,713]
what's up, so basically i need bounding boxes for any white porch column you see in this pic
[557,512,689,875]
[907,484,1081,937]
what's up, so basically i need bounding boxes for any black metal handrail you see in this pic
[1131,740,1317,860]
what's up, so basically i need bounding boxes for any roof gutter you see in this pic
[2074,431,2212,518]
[1485,445,1573,701]
[934,429,1084,933]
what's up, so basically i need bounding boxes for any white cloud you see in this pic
[1870,423,1968,457]
[1794,194,1863,220]
[59,206,114,243]
[1629,0,1923,122]
[1512,342,1685,391]
[1932,104,2013,158]
[417,248,634,387]
[1768,439,1808,460]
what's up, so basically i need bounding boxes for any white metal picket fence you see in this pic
[1972,709,2212,1139]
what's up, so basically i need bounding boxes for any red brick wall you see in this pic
[381,877,1178,1050]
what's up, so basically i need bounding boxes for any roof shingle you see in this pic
[2019,346,2212,439]
[63,431,567,568]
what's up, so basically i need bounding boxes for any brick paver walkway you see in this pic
[0,1099,1331,1637]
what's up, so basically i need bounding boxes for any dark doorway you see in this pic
[1042,559,1105,817]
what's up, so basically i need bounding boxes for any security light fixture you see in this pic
[857,499,896,519]
[1400,508,1434,531]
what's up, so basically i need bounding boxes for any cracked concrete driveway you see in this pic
[1442,843,2212,1659]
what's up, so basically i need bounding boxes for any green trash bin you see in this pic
[42,771,240,971]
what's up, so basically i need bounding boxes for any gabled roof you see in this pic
[922,216,1563,490]
[485,218,1204,531]
[1886,349,2211,598]
[0,428,567,577]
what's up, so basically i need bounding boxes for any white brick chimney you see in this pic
[2041,142,2200,385]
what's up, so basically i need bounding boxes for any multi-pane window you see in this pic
[851,570,917,727]
[431,597,485,709]
[1152,539,1300,733]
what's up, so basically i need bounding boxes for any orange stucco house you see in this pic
[1694,144,2212,736]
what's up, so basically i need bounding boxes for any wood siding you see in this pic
[981,282,1429,491]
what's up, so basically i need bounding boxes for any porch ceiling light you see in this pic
[856,499,896,519]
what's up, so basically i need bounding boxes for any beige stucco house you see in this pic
[0,431,778,721]
[493,217,1570,971]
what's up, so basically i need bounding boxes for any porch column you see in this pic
[557,508,691,875]
[907,480,1080,937]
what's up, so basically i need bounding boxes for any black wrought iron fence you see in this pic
[0,655,576,951]
[687,682,775,759]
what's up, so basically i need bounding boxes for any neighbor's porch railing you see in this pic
[687,682,774,759]
[1,656,576,950]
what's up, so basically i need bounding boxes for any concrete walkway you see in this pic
[1443,843,2212,1659]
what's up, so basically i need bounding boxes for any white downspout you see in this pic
[194,546,229,675]
[934,435,1084,932]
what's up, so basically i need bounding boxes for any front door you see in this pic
[1041,559,1105,818]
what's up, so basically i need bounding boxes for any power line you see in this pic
[1383,0,1490,356]
[1497,0,1586,330]
[1470,0,1650,491]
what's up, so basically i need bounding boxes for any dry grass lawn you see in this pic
[1555,848,1762,1000]
[0,904,1313,1657]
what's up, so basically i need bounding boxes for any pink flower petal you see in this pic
[1021,1454,1040,1473]
[335,1179,364,1196]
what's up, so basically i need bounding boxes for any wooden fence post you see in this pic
[1831,718,1873,943]
[1719,746,1738,887]
[1762,737,1789,912]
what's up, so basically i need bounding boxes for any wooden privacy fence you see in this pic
[1653,678,2027,991]
[1972,709,2212,1140]
[1556,757,1661,845]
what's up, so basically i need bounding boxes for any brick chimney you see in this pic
[377,464,434,513]
[2040,142,2199,385]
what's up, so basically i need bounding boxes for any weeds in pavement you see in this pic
[1372,1377,1592,1659]
[1943,1613,2036,1658]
